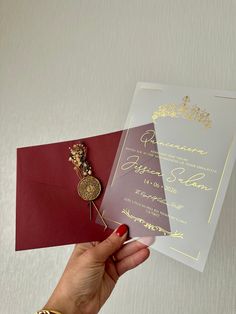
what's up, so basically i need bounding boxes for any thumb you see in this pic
[92,224,128,262]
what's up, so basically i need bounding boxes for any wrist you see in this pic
[44,295,99,314]
[44,295,80,314]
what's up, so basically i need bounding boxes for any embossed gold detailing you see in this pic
[170,247,200,261]
[121,208,183,238]
[77,175,101,201]
[135,189,184,210]
[140,129,208,155]
[121,155,163,177]
[166,167,212,191]
[152,96,212,128]
[69,143,107,229]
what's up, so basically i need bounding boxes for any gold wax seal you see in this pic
[77,175,101,201]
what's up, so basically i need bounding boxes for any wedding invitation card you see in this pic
[101,82,236,271]
[99,122,172,238]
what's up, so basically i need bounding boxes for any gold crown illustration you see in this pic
[152,96,212,128]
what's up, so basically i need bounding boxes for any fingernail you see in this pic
[115,224,128,237]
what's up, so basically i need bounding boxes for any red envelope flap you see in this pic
[16,130,122,251]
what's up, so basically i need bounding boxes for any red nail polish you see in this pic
[115,224,128,237]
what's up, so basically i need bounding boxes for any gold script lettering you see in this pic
[167,167,212,191]
[139,129,208,155]
[140,129,157,148]
[121,155,162,177]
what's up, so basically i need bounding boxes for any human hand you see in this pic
[43,224,150,314]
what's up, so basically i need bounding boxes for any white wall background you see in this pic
[0,1,235,313]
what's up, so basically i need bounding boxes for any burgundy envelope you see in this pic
[16,130,122,251]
